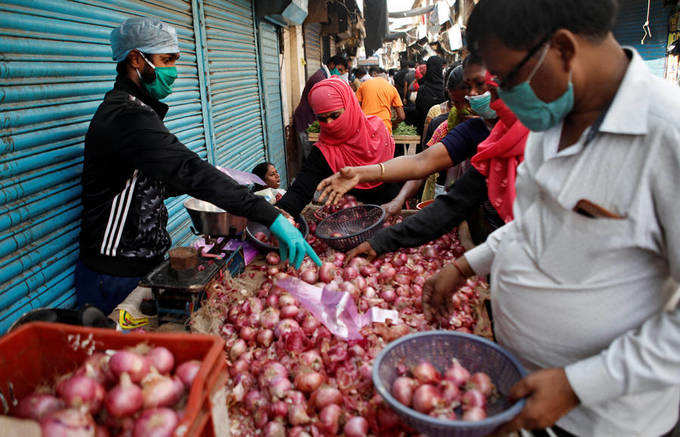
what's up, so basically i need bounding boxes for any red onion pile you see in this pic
[391,359,496,421]
[12,345,202,437]
[200,201,488,435]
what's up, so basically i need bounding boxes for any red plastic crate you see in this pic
[0,322,226,436]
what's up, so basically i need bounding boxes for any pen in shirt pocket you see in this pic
[573,199,626,219]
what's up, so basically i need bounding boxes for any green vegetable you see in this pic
[393,123,418,136]
[307,121,320,133]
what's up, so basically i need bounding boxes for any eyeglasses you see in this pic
[495,33,552,90]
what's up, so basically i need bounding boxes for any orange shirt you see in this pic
[356,77,403,133]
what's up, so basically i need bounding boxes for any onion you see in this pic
[421,245,437,259]
[266,252,281,265]
[260,361,289,386]
[412,361,441,384]
[145,347,175,375]
[41,408,95,437]
[279,294,296,307]
[175,360,201,389]
[132,407,178,437]
[294,368,324,393]
[260,308,280,329]
[232,359,250,374]
[244,390,267,413]
[311,385,342,410]
[300,269,318,284]
[444,359,470,387]
[344,416,369,437]
[462,406,487,421]
[287,399,311,426]
[299,350,323,371]
[469,372,494,396]
[105,373,143,417]
[95,424,110,437]
[266,266,279,276]
[289,426,312,437]
[378,406,401,429]
[256,329,274,347]
[269,400,288,418]
[393,273,411,286]
[15,393,64,421]
[318,404,342,435]
[461,389,486,410]
[230,339,247,360]
[412,384,442,414]
[269,376,293,399]
[56,374,105,413]
[379,264,397,282]
[342,266,359,281]
[110,350,150,383]
[318,263,337,283]
[76,353,114,386]
[391,376,416,406]
[359,264,377,276]
[381,288,396,303]
[141,373,184,409]
[263,421,286,437]
[274,319,300,338]
[439,380,461,403]
[280,305,300,319]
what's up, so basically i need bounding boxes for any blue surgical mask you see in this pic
[497,45,574,131]
[467,91,497,119]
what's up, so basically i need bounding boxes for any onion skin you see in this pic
[344,416,369,437]
[145,347,174,374]
[105,373,143,417]
[110,351,150,383]
[132,407,179,437]
[175,360,201,389]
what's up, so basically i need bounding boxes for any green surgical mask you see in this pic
[138,54,177,100]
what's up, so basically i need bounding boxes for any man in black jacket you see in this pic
[77,17,320,314]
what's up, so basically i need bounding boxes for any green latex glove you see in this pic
[269,215,322,269]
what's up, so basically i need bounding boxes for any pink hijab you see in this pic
[309,78,395,190]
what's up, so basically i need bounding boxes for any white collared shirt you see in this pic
[465,49,680,436]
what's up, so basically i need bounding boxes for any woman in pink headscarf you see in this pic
[277,78,401,217]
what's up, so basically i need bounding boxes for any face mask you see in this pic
[137,53,177,100]
[330,67,340,76]
[467,91,497,119]
[497,45,574,131]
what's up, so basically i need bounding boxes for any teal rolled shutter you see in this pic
[0,0,208,332]
[614,0,671,77]
[304,23,322,79]
[202,0,267,172]
[257,20,287,187]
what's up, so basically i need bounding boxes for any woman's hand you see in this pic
[381,198,405,217]
[316,167,361,205]
[346,241,378,263]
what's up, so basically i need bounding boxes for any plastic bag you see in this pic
[275,277,402,340]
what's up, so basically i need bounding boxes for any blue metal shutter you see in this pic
[614,0,671,77]
[257,20,287,188]
[304,23,322,79]
[202,0,267,172]
[0,0,208,332]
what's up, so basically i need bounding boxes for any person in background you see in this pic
[351,68,368,91]
[427,0,680,434]
[277,78,401,218]
[293,55,349,161]
[356,66,406,134]
[77,17,320,314]
[394,59,410,102]
[251,162,281,191]
[415,56,447,134]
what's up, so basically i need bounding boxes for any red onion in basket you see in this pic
[141,373,184,409]
[462,406,487,421]
[41,408,96,437]
[439,379,461,404]
[110,350,150,383]
[132,407,178,437]
[15,393,64,421]
[412,384,443,414]
[391,376,416,406]
[461,389,487,410]
[56,374,105,413]
[412,361,441,384]
[76,353,115,386]
[175,360,201,389]
[105,373,143,417]
[230,339,247,360]
[444,359,471,387]
[145,347,174,374]
[468,372,494,396]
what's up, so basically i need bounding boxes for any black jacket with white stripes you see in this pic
[79,76,279,277]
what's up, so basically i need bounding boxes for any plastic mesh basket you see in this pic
[315,205,386,251]
[245,215,309,252]
[372,331,527,437]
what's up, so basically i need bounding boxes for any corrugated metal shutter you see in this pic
[614,0,671,77]
[0,0,207,332]
[304,22,322,79]
[257,20,287,188]
[202,0,267,173]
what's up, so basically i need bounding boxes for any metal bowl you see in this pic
[183,198,248,237]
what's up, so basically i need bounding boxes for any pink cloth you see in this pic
[470,98,529,223]
[427,120,450,147]
[308,78,395,190]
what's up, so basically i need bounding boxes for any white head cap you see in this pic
[110,16,179,62]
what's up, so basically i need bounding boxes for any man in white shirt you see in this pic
[423,0,680,435]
